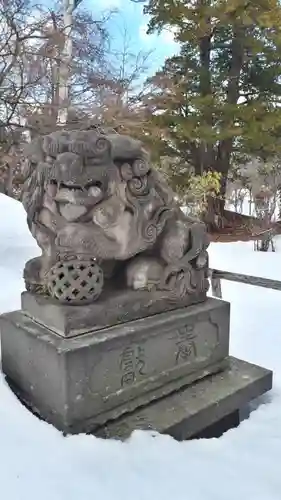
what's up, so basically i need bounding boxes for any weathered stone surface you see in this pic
[0,297,230,433]
[96,357,273,440]
[20,128,209,310]
[21,288,207,337]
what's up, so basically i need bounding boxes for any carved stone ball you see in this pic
[47,259,104,304]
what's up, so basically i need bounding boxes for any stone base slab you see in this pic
[21,289,207,337]
[96,357,273,440]
[0,298,230,433]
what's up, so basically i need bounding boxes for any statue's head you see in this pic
[21,129,174,261]
[22,131,137,214]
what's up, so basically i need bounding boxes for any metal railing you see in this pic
[209,269,281,299]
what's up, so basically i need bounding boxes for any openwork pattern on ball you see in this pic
[47,260,104,304]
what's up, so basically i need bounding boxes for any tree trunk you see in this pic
[205,23,245,230]
[204,185,226,230]
[198,4,213,173]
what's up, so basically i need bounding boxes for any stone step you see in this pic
[96,357,273,440]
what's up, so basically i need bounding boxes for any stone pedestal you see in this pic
[0,297,230,434]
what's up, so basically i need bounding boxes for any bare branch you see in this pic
[0,0,114,196]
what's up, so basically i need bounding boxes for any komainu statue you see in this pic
[21,128,209,306]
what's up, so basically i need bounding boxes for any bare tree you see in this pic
[88,21,155,141]
[23,7,113,135]
[239,157,281,251]
[0,0,113,196]
[0,0,52,195]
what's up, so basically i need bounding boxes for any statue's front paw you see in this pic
[24,257,47,295]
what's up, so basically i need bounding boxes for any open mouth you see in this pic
[53,180,104,208]
[51,179,103,191]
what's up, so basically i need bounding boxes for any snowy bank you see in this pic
[0,193,280,500]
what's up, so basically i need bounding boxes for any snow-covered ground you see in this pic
[0,193,281,500]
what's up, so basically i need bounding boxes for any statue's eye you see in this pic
[88,186,102,197]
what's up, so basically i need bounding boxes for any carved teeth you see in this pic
[55,188,82,204]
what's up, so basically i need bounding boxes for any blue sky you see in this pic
[83,0,179,77]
